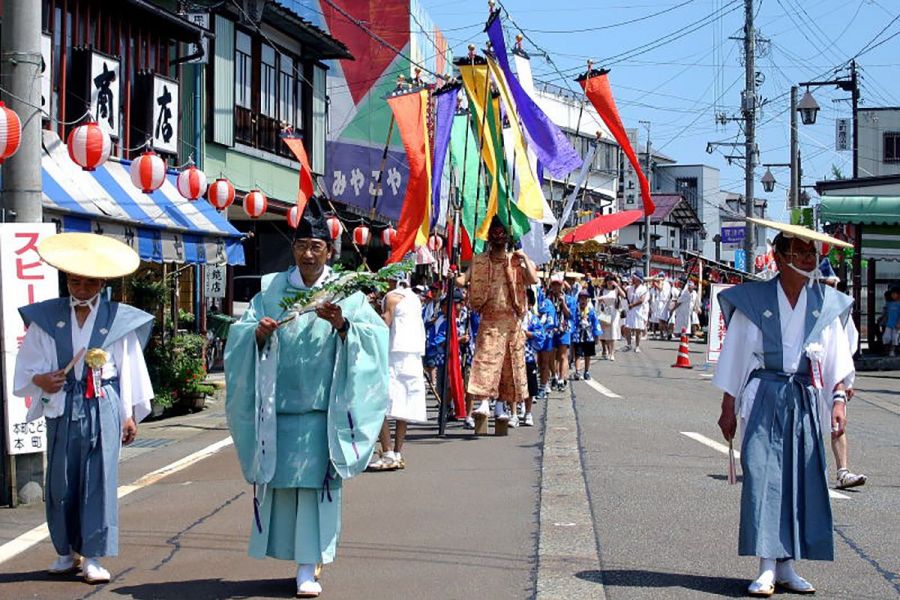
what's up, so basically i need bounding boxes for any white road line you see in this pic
[0,436,234,566]
[583,378,623,398]
[680,432,850,500]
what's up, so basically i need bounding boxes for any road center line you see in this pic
[583,378,623,398]
[0,436,234,566]
[679,432,849,500]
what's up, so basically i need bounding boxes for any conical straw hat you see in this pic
[38,233,140,278]
[747,216,852,249]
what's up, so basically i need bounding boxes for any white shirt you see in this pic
[13,301,154,425]
[712,284,855,426]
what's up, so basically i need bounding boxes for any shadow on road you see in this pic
[111,578,292,599]
[576,569,746,597]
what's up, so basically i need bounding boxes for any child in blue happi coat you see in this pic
[520,289,546,426]
[572,290,602,381]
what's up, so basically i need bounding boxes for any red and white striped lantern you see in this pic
[176,165,208,201]
[243,189,268,219]
[207,178,236,211]
[381,226,397,248]
[326,215,342,240]
[0,101,22,163]
[287,204,302,229]
[67,121,111,171]
[129,150,166,193]
[352,225,371,246]
[427,234,443,253]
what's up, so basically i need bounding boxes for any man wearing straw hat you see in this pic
[13,233,154,584]
[224,201,388,598]
[714,218,855,597]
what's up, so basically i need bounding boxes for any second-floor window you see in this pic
[235,31,252,109]
[260,44,277,118]
[883,132,900,163]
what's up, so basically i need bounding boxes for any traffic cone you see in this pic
[672,328,693,369]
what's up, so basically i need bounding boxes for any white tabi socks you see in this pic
[296,563,322,597]
[748,558,776,597]
[775,559,816,594]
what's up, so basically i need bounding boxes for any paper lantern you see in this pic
[67,121,111,171]
[208,178,236,211]
[129,150,166,193]
[176,166,208,201]
[352,225,371,246]
[326,215,342,240]
[381,226,397,248]
[427,234,443,253]
[243,189,268,219]
[287,204,302,229]
[0,101,22,163]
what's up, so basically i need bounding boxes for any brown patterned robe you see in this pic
[466,251,528,401]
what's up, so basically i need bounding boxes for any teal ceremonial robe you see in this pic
[224,268,389,564]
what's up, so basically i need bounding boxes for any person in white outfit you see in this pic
[370,274,427,471]
[672,279,698,337]
[623,271,649,352]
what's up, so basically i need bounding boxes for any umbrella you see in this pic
[561,210,645,244]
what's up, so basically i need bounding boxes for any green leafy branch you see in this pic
[278,258,415,312]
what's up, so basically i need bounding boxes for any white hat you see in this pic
[38,233,140,278]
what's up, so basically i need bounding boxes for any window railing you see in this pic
[234,106,297,159]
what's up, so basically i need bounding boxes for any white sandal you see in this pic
[836,468,867,489]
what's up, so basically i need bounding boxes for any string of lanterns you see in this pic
[1,104,410,241]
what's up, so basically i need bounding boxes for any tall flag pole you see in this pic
[577,68,656,216]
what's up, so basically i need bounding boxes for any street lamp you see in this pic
[797,90,820,125]
[761,167,777,193]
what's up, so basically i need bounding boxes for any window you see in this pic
[312,64,327,174]
[235,31,252,108]
[676,177,698,209]
[884,132,900,163]
[260,44,277,117]
[279,55,297,127]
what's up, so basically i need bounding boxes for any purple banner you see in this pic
[324,140,409,221]
[485,12,581,179]
[431,86,459,228]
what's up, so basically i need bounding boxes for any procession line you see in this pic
[679,432,849,500]
[0,436,234,566]
[582,379,623,399]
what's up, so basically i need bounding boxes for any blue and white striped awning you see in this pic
[41,130,245,265]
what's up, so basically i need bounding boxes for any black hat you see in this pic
[293,197,332,242]
[489,215,506,231]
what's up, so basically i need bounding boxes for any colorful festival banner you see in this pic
[282,135,316,216]
[430,85,459,229]
[387,89,432,263]
[450,113,485,255]
[485,11,581,179]
[578,70,655,215]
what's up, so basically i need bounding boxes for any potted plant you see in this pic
[145,333,211,416]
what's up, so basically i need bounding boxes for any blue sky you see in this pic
[418,0,900,222]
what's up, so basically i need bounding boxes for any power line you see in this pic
[518,0,697,35]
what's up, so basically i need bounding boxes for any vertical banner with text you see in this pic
[0,224,59,454]
[705,283,734,364]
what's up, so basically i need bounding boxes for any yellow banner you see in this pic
[458,63,500,239]
[417,89,433,245]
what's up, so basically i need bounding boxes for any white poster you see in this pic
[41,34,53,113]
[152,76,179,154]
[705,283,734,364]
[0,223,59,454]
[205,264,226,299]
[90,52,120,139]
[184,13,210,64]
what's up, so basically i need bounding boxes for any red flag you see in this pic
[283,136,315,214]
[387,89,431,263]
[447,301,467,419]
[578,71,655,216]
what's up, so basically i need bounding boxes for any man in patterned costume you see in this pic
[459,216,538,423]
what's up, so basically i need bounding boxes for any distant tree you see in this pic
[830,164,845,180]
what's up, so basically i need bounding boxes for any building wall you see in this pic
[858,108,900,178]
[654,164,721,257]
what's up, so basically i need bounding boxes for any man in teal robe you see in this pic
[225,204,388,597]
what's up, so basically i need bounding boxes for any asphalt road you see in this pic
[573,337,900,599]
[1,337,898,599]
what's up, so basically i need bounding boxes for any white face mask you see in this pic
[69,293,100,308]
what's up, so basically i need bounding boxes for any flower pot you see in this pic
[179,392,207,413]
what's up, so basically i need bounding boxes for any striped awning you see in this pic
[41,130,245,265]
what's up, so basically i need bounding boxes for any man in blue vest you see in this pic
[14,233,153,584]
[714,220,855,597]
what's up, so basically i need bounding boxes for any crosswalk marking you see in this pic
[680,431,850,500]
[583,378,623,398]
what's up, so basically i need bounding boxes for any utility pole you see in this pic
[850,59,859,179]
[640,120,652,276]
[742,0,756,271]
[1,0,45,506]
